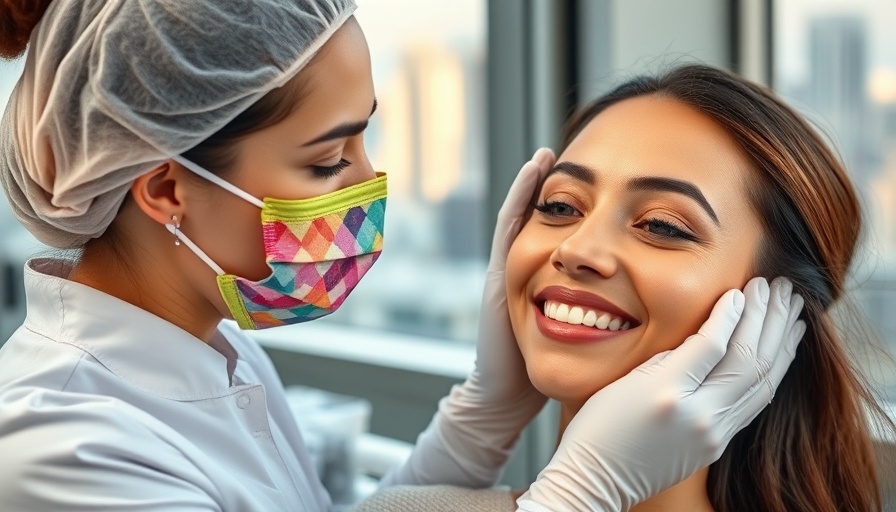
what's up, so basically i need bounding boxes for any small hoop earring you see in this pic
[171,215,181,246]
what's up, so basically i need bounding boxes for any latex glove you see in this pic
[518,277,805,511]
[379,148,556,488]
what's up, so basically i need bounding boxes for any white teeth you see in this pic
[542,300,634,332]
[568,307,584,325]
[582,310,597,327]
[555,304,570,322]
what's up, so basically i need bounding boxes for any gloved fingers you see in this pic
[701,278,770,388]
[782,291,805,360]
[720,318,805,439]
[648,289,745,389]
[733,277,771,357]
[760,317,805,404]
[753,277,798,371]
[494,147,555,229]
[489,148,557,265]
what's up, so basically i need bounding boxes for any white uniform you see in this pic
[0,258,331,511]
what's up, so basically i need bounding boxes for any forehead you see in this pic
[283,19,375,129]
[561,95,755,197]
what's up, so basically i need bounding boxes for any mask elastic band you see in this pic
[172,155,265,209]
[165,223,226,275]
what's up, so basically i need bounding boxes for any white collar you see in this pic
[24,258,242,400]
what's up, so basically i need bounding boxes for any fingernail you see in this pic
[771,278,793,308]
[732,290,745,312]
[756,278,770,305]
[795,320,807,342]
[781,278,793,297]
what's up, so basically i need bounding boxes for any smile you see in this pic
[542,300,632,331]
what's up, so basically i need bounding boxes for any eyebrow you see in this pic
[628,176,719,225]
[304,99,378,146]
[546,161,719,225]
[547,161,596,185]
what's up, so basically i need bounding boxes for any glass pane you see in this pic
[319,0,489,342]
[0,5,489,344]
[775,0,896,397]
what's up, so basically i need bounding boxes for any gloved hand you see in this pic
[379,148,556,488]
[517,277,806,511]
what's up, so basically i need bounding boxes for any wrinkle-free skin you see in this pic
[506,95,765,511]
[70,17,377,343]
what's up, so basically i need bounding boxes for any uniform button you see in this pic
[237,393,251,409]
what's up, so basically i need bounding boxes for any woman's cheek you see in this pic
[641,256,754,355]
[639,262,723,352]
[505,224,547,295]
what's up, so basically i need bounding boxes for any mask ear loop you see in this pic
[166,219,226,276]
[171,155,264,209]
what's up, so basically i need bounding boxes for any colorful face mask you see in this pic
[168,156,386,329]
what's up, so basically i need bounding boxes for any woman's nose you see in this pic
[550,219,619,279]
[343,137,377,187]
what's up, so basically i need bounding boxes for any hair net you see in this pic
[0,0,357,248]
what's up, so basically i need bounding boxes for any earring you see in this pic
[171,215,181,246]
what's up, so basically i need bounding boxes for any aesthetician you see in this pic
[0,1,804,511]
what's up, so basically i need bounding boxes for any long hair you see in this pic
[561,65,889,511]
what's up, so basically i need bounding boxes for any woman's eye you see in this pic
[533,201,581,218]
[636,218,698,242]
[310,158,351,178]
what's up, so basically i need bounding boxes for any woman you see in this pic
[507,65,890,511]
[0,2,802,510]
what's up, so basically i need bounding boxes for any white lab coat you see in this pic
[0,258,333,511]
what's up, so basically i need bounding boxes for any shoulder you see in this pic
[352,485,516,512]
[0,387,221,510]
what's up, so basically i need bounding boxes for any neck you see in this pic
[558,402,715,512]
[69,214,222,343]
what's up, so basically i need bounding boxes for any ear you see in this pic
[129,161,186,227]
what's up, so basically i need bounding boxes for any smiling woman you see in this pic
[506,65,893,512]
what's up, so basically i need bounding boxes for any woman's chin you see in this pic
[528,364,613,409]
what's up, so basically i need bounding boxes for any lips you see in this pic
[532,286,640,343]
[542,300,631,330]
[535,286,639,325]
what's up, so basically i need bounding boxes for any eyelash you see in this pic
[533,200,698,242]
[533,201,580,218]
[311,158,351,178]
[634,218,698,242]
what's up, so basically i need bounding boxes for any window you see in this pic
[775,0,896,397]
[0,4,491,344]
[0,57,27,342]
[320,0,489,342]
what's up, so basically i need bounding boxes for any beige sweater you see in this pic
[352,485,517,511]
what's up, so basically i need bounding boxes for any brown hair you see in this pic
[89,46,308,259]
[180,75,309,174]
[562,65,890,511]
[0,0,53,58]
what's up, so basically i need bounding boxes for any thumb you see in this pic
[654,289,745,389]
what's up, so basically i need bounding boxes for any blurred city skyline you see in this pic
[0,1,894,345]
[777,0,896,98]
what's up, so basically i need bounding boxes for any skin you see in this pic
[506,95,765,511]
[69,17,377,343]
